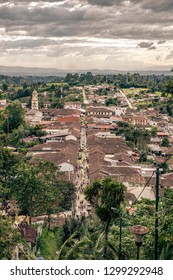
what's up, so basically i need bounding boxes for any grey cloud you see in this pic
[0,0,173,43]
[138,42,153,48]
[165,50,173,60]
[0,38,59,50]
[0,0,64,2]
[148,46,156,50]
[156,55,161,61]
[158,40,166,44]
[140,0,173,12]
[87,0,122,6]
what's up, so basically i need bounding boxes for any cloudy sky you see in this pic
[0,0,173,71]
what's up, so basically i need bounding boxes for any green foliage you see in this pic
[151,126,158,137]
[2,83,8,92]
[0,214,21,259]
[164,78,173,97]
[161,137,169,147]
[116,122,151,150]
[85,177,126,225]
[139,151,147,162]
[0,146,22,200]
[37,188,173,260]
[3,101,25,133]
[11,160,75,223]
[29,124,46,137]
[105,98,120,106]
[159,162,169,174]
[56,217,117,260]
[38,227,63,260]
[84,177,126,259]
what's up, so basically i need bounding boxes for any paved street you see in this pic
[82,86,88,104]
[74,117,91,218]
[119,89,133,109]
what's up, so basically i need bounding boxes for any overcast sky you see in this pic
[0,0,173,71]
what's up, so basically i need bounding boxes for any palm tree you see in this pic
[84,177,126,259]
[55,219,118,260]
[159,245,173,260]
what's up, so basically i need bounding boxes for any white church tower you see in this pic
[31,90,39,110]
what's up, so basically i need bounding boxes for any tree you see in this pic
[0,146,21,201]
[139,151,147,162]
[3,101,25,133]
[161,137,169,147]
[11,161,75,224]
[105,98,120,106]
[159,162,169,174]
[29,124,46,137]
[151,126,158,138]
[0,214,21,259]
[2,83,8,92]
[0,214,36,260]
[56,218,117,260]
[84,177,126,259]
[164,79,173,98]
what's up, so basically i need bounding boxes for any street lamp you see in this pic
[129,225,149,260]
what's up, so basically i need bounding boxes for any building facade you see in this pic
[31,90,39,110]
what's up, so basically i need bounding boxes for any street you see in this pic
[74,117,90,218]
[119,89,133,109]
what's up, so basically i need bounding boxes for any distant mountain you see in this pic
[0,66,67,77]
[0,65,172,77]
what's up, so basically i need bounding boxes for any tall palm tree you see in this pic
[84,177,126,259]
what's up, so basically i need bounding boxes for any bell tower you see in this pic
[31,90,39,110]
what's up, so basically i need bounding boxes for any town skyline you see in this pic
[0,0,173,71]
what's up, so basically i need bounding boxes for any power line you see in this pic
[158,153,173,165]
[127,170,156,212]
[131,151,173,207]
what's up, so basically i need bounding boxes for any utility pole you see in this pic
[154,167,160,260]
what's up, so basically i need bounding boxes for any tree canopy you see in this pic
[84,177,126,259]
[11,160,75,224]
[3,101,25,133]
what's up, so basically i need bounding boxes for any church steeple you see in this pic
[31,90,38,110]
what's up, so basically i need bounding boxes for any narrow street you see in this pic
[82,86,88,105]
[119,89,133,109]
[74,115,91,218]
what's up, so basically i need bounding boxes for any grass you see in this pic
[134,101,153,108]
[155,91,162,96]
[168,155,173,165]
[122,88,148,95]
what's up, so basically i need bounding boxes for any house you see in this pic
[43,123,80,141]
[28,140,79,182]
[87,129,156,200]
[25,109,43,124]
[157,132,169,138]
[147,93,160,102]
[0,99,7,107]
[57,115,80,124]
[40,132,71,142]
[41,108,81,121]
[122,114,148,126]
[18,222,37,249]
[150,173,173,197]
[87,107,113,117]
[64,102,82,110]
[88,123,117,132]
[147,144,163,156]
[112,107,126,116]
[43,126,69,135]
[28,140,78,156]
[30,152,77,182]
